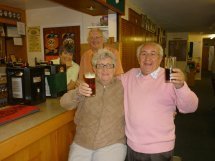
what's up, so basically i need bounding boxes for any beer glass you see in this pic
[165,56,176,82]
[84,72,96,96]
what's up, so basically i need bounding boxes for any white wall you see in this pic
[188,33,214,80]
[166,32,213,80]
[26,6,117,65]
[188,34,202,80]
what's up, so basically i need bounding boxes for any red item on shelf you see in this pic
[0,105,40,125]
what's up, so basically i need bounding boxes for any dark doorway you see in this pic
[202,38,215,72]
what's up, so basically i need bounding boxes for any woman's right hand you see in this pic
[78,82,92,97]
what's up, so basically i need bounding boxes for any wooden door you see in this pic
[202,46,209,71]
[168,40,187,61]
[43,26,80,64]
[121,18,152,72]
[202,38,215,72]
[121,18,139,72]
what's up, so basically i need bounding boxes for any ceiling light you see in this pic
[209,34,215,39]
[87,6,95,11]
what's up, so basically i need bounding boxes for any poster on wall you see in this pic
[44,33,59,56]
[17,22,25,35]
[27,26,41,52]
[62,32,75,41]
[62,32,75,51]
[43,26,80,63]
[44,32,76,61]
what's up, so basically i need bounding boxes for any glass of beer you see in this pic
[165,56,176,83]
[84,72,96,96]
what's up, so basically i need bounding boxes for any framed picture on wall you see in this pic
[44,33,59,57]
[43,26,80,63]
[168,40,187,61]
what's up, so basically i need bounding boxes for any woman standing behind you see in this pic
[52,38,80,90]
[60,49,126,161]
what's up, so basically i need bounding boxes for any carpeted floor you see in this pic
[174,71,215,161]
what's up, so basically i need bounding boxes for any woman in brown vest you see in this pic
[60,48,126,161]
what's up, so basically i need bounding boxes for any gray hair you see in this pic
[87,28,104,42]
[136,42,163,59]
[92,49,116,67]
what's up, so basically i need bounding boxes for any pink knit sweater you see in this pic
[120,68,198,154]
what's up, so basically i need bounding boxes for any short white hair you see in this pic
[91,49,116,67]
[136,42,163,59]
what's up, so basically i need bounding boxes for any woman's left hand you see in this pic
[170,68,185,89]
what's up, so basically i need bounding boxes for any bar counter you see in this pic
[0,99,76,161]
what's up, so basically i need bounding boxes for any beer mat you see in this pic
[0,105,40,126]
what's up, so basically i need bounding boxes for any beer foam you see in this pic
[84,72,95,78]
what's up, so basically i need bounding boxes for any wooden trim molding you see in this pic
[0,4,26,25]
[0,110,75,160]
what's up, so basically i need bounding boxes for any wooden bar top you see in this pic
[0,98,76,161]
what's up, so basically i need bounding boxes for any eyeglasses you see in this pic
[96,64,115,69]
[140,52,159,58]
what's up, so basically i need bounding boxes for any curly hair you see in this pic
[59,38,75,55]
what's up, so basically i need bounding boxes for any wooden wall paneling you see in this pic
[121,19,132,71]
[0,4,27,62]
[6,37,27,62]
[141,29,146,42]
[128,8,141,27]
[0,109,76,161]
[3,122,74,161]
[50,0,109,16]
[141,14,147,29]
[145,31,151,42]
[152,32,156,42]
[50,0,125,16]
[120,18,157,72]
[0,36,5,57]
[0,4,26,25]
[121,42,136,71]
[121,18,140,72]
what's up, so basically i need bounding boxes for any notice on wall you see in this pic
[27,26,41,52]
[17,22,26,35]
[7,26,20,37]
[13,37,23,46]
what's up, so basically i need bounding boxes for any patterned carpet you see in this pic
[174,71,215,161]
